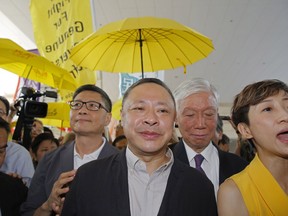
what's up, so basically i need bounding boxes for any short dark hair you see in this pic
[216,114,223,133]
[43,126,54,136]
[72,84,112,112]
[0,117,10,134]
[231,79,288,127]
[31,133,59,154]
[0,96,10,116]
[122,78,175,108]
[219,134,230,145]
[112,135,126,147]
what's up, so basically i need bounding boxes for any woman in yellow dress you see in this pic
[217,79,288,216]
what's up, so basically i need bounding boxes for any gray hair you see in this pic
[173,78,219,112]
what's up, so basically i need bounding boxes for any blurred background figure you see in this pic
[168,127,180,145]
[30,133,59,168]
[43,126,54,137]
[234,131,256,162]
[218,134,230,152]
[59,132,75,146]
[111,134,127,150]
[0,96,34,187]
[212,114,223,145]
[112,120,127,150]
[0,118,28,215]
[30,119,44,142]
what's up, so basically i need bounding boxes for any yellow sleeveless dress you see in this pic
[230,154,288,215]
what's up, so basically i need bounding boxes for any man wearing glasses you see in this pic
[21,84,119,216]
[0,119,9,170]
[0,117,28,216]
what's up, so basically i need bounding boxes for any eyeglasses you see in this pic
[0,109,6,117]
[69,101,109,112]
[0,144,8,154]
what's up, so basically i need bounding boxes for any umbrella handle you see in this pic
[138,29,144,78]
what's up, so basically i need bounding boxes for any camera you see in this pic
[23,100,47,118]
[14,87,58,118]
[12,87,57,149]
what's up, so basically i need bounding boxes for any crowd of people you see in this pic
[0,78,287,215]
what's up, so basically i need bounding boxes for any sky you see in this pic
[0,68,19,103]
[1,10,36,103]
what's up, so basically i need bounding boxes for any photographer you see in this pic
[0,96,34,187]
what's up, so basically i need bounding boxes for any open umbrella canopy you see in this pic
[70,16,214,77]
[111,98,122,121]
[0,38,77,91]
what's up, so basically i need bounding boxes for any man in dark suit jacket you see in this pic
[0,172,28,216]
[170,140,248,184]
[62,78,217,216]
[21,85,119,216]
[62,150,217,216]
[172,78,248,196]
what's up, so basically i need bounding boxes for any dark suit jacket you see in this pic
[62,149,217,216]
[20,140,119,216]
[170,140,248,184]
[0,172,28,216]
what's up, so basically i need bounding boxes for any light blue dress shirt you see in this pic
[0,141,34,187]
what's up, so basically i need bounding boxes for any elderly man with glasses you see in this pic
[21,84,119,216]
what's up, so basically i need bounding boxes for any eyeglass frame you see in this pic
[68,100,109,112]
[0,144,8,154]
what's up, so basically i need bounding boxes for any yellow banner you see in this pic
[30,0,96,100]
[39,102,70,128]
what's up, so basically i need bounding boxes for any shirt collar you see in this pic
[126,146,174,173]
[183,140,217,164]
[73,137,106,159]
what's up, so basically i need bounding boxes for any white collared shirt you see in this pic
[73,137,106,169]
[183,140,219,197]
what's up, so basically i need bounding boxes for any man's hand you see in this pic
[35,169,76,216]
[7,172,22,179]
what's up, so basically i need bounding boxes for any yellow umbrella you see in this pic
[70,16,214,78]
[40,119,70,128]
[39,102,70,128]
[0,38,77,91]
[111,98,122,120]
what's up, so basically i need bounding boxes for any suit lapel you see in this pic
[173,140,190,165]
[158,160,183,216]
[114,150,131,216]
[98,140,110,159]
[99,140,119,159]
[60,141,74,171]
[217,149,227,184]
